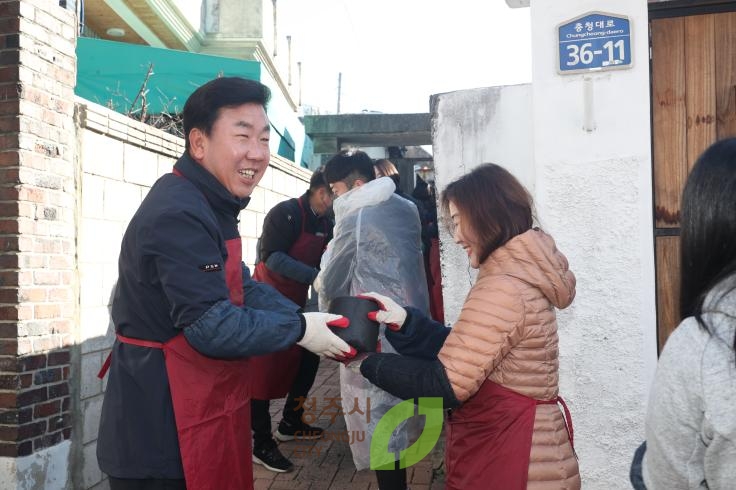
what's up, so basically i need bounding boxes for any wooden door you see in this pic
[650,9,736,350]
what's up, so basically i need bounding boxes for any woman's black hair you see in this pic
[679,137,736,357]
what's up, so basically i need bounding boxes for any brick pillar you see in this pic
[0,1,77,487]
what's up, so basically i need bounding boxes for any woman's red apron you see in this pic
[250,196,329,399]
[445,380,574,490]
[98,172,254,489]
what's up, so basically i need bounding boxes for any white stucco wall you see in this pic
[0,441,71,490]
[431,84,533,322]
[531,1,656,487]
[431,0,657,487]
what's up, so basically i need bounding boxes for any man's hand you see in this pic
[358,292,407,332]
[298,312,356,358]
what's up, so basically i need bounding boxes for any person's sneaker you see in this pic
[252,441,293,473]
[274,419,324,442]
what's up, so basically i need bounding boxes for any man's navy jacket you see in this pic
[97,154,303,479]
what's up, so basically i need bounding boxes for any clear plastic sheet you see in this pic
[315,176,430,469]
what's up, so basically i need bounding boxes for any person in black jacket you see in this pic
[96,77,352,490]
[249,167,335,473]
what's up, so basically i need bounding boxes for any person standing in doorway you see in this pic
[96,77,351,490]
[249,166,335,473]
[374,158,426,220]
[412,175,444,323]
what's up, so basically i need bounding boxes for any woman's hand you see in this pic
[358,292,407,332]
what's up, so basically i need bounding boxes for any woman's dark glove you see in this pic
[360,353,460,409]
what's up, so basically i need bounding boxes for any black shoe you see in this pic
[252,441,294,473]
[275,419,324,442]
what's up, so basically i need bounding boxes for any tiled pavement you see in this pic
[252,359,446,490]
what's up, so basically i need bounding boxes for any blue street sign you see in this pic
[558,12,632,74]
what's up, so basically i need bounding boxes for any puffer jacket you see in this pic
[438,228,580,489]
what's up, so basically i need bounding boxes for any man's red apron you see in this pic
[444,380,574,490]
[427,237,444,323]
[250,196,329,399]
[98,172,254,489]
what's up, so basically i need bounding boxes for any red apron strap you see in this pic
[557,396,575,450]
[224,239,244,306]
[97,334,166,379]
[98,353,112,379]
[116,333,165,349]
[537,395,575,451]
[172,168,183,177]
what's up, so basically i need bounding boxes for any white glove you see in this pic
[358,292,407,332]
[298,312,354,358]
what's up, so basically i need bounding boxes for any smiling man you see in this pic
[96,77,352,490]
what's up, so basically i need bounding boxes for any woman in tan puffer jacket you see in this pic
[360,163,580,489]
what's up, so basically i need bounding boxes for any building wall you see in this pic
[431,1,656,487]
[431,84,533,322]
[531,1,656,487]
[0,2,77,489]
[71,99,310,489]
[204,0,263,37]
[176,0,203,32]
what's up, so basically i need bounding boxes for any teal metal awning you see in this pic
[76,37,261,114]
[75,37,312,167]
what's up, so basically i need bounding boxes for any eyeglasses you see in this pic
[448,220,457,237]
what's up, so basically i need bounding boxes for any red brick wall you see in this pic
[0,351,71,456]
[0,0,76,459]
